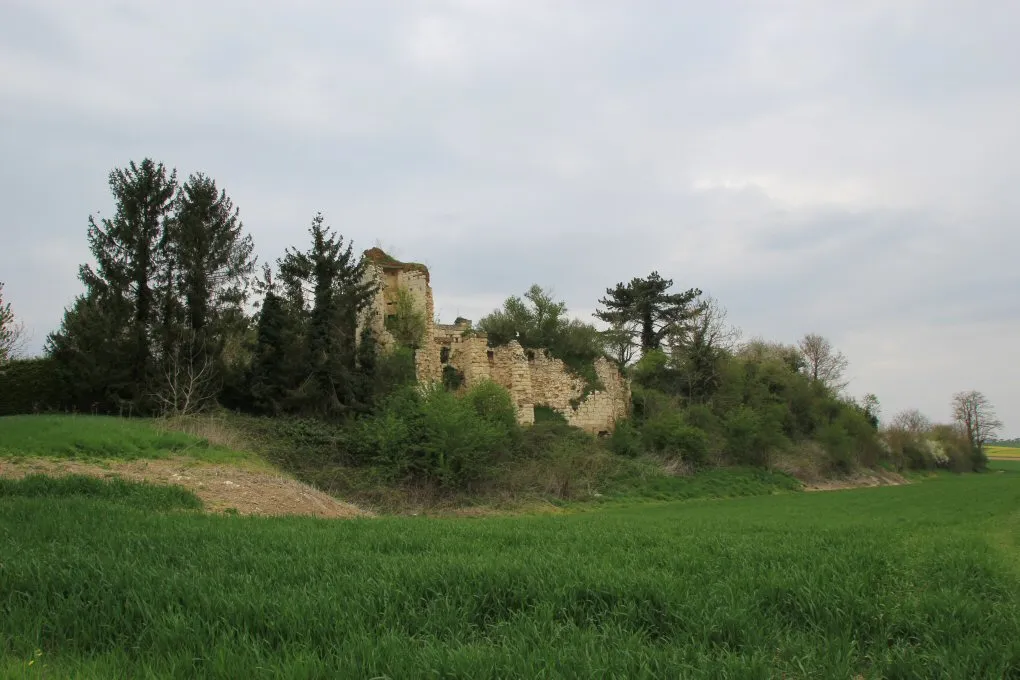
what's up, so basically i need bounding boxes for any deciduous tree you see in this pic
[952,390,1003,460]
[797,333,849,393]
[0,282,26,364]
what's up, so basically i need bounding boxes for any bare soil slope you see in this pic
[803,468,909,491]
[0,457,370,518]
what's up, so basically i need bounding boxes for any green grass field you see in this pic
[2,470,1019,677]
[0,414,260,466]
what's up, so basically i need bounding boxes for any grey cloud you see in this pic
[1,0,1018,433]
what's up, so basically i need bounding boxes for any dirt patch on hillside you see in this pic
[803,469,909,492]
[0,457,371,519]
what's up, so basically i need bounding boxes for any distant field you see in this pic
[3,471,1020,677]
[989,458,1020,472]
[987,445,1020,459]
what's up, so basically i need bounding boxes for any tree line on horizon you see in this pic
[0,158,1005,486]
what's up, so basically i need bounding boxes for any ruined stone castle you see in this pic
[361,248,630,434]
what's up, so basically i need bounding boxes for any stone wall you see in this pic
[363,248,629,433]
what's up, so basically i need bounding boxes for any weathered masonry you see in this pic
[362,248,630,434]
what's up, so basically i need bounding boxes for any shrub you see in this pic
[516,419,596,460]
[630,386,675,422]
[373,346,417,397]
[345,384,515,489]
[418,386,512,488]
[608,419,643,458]
[818,422,855,474]
[442,364,465,391]
[927,424,981,473]
[836,408,884,468]
[641,412,709,465]
[683,404,722,436]
[463,381,519,435]
[724,406,761,465]
[0,357,62,415]
[384,287,427,349]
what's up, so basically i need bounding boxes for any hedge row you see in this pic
[0,358,63,416]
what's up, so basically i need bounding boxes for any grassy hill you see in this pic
[0,414,809,515]
[0,414,263,467]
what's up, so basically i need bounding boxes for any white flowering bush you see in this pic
[924,439,950,468]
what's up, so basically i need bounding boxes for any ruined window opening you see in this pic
[486,350,494,363]
[440,346,451,364]
[525,349,536,362]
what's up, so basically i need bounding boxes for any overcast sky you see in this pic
[1,1,1017,434]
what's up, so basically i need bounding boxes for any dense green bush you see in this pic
[373,346,417,396]
[630,385,675,422]
[724,406,788,468]
[515,419,596,460]
[442,364,465,391]
[345,383,518,489]
[0,357,62,415]
[640,412,709,465]
[463,380,519,434]
[608,419,642,457]
[818,421,855,474]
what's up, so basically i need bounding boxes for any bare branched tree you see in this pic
[602,321,638,366]
[682,296,741,354]
[153,335,218,417]
[669,297,742,402]
[951,390,1003,457]
[890,408,931,435]
[0,281,27,364]
[797,333,849,392]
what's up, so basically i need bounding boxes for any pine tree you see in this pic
[277,213,376,415]
[595,272,702,356]
[249,266,290,413]
[153,173,256,411]
[166,173,255,346]
[46,294,135,412]
[55,159,177,408]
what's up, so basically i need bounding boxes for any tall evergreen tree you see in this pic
[55,159,177,407]
[595,272,702,356]
[276,213,376,415]
[155,173,256,410]
[249,265,291,413]
[166,173,255,343]
[47,293,134,412]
